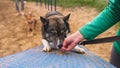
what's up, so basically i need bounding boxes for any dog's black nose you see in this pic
[58,44,63,48]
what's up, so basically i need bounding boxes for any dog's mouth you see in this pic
[50,39,63,49]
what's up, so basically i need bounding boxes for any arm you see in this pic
[79,0,120,40]
[61,0,120,51]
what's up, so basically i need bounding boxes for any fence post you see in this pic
[48,0,50,10]
[50,0,52,11]
[40,0,42,6]
[36,0,38,5]
[44,0,47,8]
[54,0,56,11]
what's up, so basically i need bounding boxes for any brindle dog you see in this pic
[24,13,37,37]
[40,11,85,53]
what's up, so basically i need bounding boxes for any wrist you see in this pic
[74,31,84,41]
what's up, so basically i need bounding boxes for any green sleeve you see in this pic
[79,0,120,40]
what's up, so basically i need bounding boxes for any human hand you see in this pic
[61,31,84,51]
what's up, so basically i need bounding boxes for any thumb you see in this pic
[61,39,68,51]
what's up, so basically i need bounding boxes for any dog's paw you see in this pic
[73,46,85,54]
[42,46,51,52]
[76,48,85,54]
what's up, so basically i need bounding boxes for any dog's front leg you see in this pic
[72,45,85,54]
[31,25,35,36]
[27,25,30,37]
[42,39,51,52]
[32,27,35,36]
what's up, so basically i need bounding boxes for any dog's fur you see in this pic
[40,11,85,53]
[24,13,37,36]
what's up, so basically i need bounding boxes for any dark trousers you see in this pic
[15,0,24,12]
[110,47,120,68]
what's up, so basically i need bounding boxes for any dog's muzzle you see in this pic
[58,44,63,49]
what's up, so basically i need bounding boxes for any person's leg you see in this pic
[21,0,24,15]
[110,47,120,68]
[21,0,24,11]
[15,0,20,12]
[15,0,20,16]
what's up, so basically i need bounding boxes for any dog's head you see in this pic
[24,12,36,25]
[40,12,71,48]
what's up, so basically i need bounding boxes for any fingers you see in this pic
[62,38,68,48]
[61,31,84,52]
[61,39,68,51]
[61,39,76,51]
[66,43,76,51]
[62,42,76,51]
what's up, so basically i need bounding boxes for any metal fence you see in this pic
[36,0,57,11]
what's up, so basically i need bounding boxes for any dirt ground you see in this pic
[0,0,117,62]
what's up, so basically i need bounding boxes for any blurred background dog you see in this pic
[24,12,37,37]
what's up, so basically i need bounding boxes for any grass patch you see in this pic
[26,0,108,11]
[57,0,108,11]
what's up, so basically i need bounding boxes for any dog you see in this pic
[24,13,37,37]
[40,11,85,53]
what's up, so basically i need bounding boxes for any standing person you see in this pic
[15,0,24,16]
[61,0,120,67]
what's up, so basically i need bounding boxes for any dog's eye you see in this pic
[51,31,57,35]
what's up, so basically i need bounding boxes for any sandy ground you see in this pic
[0,0,118,62]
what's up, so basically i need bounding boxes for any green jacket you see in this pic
[79,0,120,55]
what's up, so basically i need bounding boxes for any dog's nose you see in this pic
[58,44,63,49]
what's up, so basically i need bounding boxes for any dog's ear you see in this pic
[63,13,71,33]
[40,16,49,25]
[63,13,71,22]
